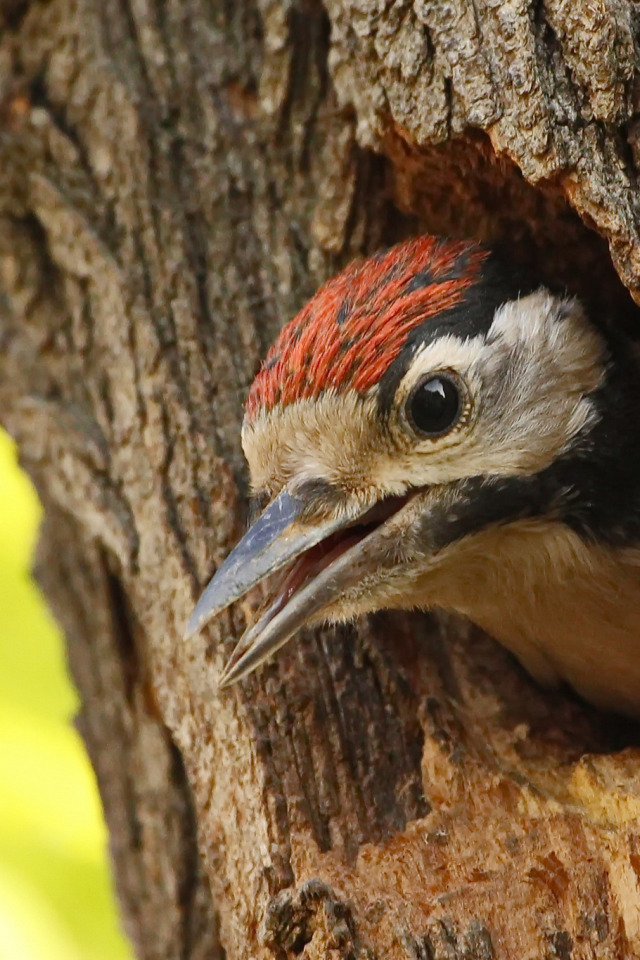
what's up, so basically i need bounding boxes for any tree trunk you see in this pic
[2,0,640,956]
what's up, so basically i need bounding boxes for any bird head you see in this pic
[186,235,626,689]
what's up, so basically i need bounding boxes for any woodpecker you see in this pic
[186,235,640,717]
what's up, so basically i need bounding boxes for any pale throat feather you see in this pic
[408,519,640,717]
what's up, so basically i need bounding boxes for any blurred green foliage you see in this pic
[0,428,132,960]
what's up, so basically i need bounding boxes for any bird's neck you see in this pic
[417,519,640,718]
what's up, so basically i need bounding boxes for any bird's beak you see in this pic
[185,485,415,688]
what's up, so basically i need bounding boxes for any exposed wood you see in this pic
[1,0,640,957]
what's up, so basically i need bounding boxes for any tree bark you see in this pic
[2,0,640,957]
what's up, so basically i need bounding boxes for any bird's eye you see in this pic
[405,374,461,437]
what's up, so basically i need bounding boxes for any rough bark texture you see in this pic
[2,0,640,957]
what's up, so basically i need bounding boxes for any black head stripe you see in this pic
[418,474,552,554]
[537,329,640,546]
[376,252,540,416]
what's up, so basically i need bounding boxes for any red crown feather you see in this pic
[245,236,487,422]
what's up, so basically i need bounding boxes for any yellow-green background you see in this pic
[0,428,131,960]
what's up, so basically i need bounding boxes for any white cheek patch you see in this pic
[474,291,606,473]
[374,289,607,487]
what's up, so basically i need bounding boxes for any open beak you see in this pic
[185,485,415,688]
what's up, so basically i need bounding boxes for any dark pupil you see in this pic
[408,376,460,436]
